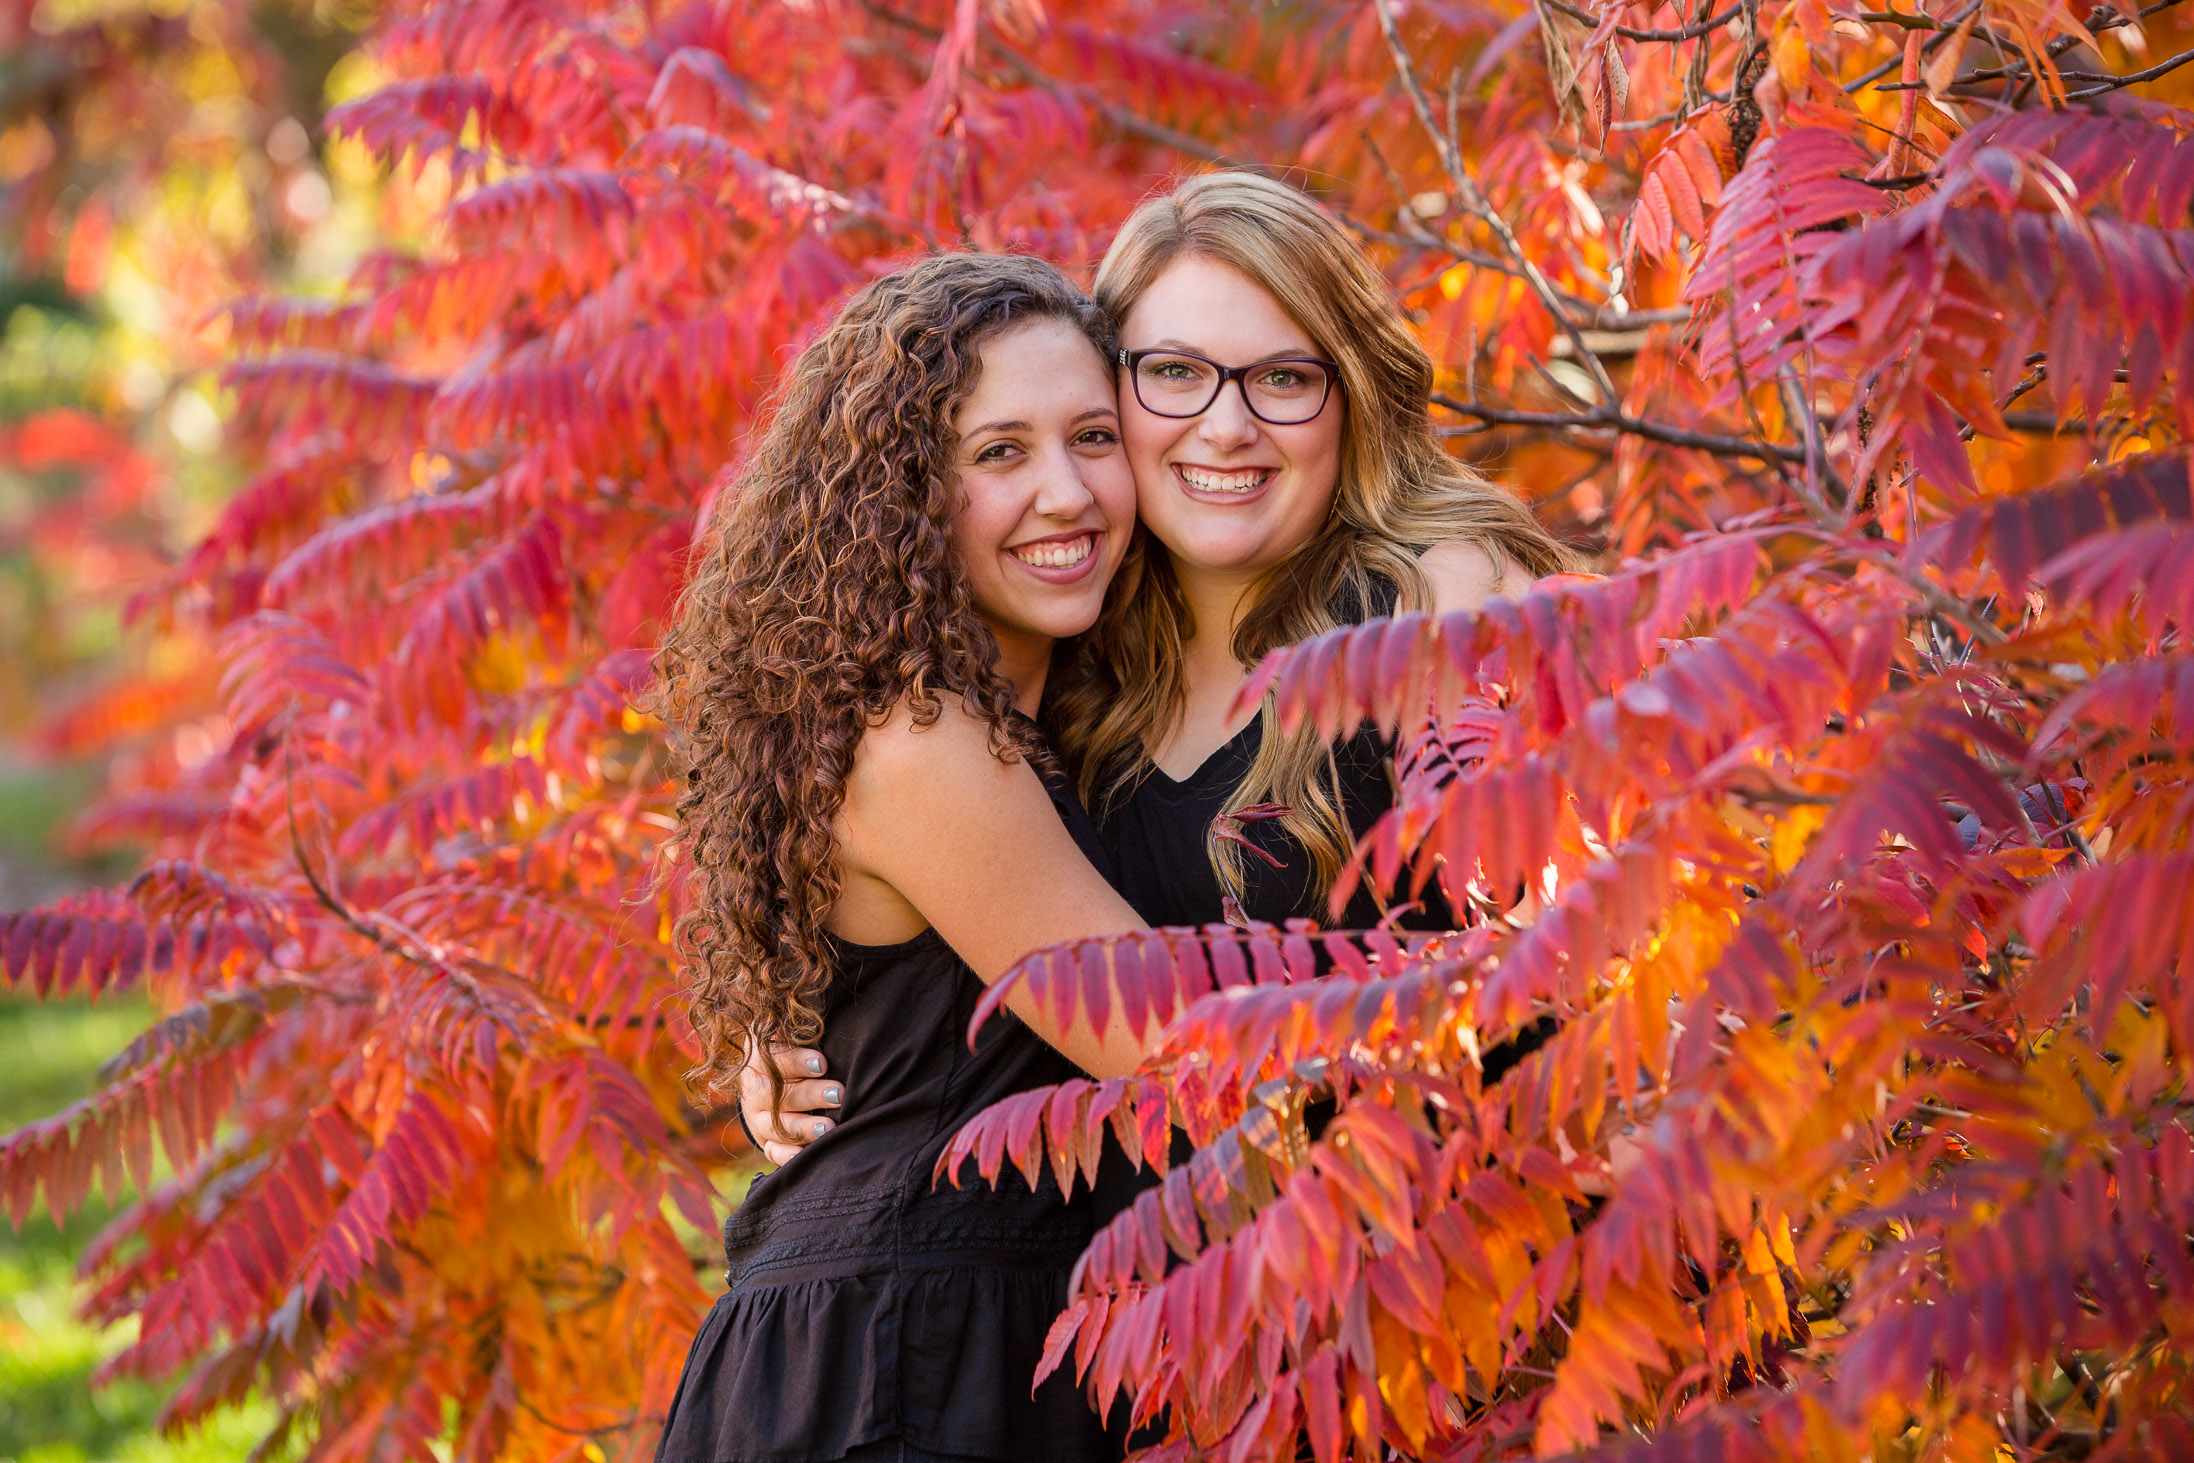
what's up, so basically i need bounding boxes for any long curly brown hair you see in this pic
[653,252,1115,1099]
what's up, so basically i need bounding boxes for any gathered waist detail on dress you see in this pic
[724,1176,1093,1289]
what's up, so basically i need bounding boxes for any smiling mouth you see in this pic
[1176,465,1273,496]
[1008,532,1096,569]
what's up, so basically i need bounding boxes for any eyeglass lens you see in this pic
[1131,353,1332,424]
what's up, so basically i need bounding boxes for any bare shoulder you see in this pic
[843,694,1047,830]
[834,694,1066,944]
[1419,538,1534,614]
[849,694,1005,787]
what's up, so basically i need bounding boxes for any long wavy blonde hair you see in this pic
[1049,172,1579,904]
[653,252,1114,1096]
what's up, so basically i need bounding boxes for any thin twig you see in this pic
[1870,0,2189,92]
[1959,364,2047,442]
[1858,7,1967,29]
[857,0,1255,167]
[1778,363,1851,516]
[1876,30,2092,89]
[2064,45,2194,96]
[1335,209,1560,294]
[1372,0,1624,409]
[2003,410,2093,433]
[1611,106,1692,131]
[280,726,542,1039]
[1339,207,1688,335]
[1359,127,1465,257]
[1851,545,2011,645]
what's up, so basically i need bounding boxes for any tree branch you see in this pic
[1431,392,1808,462]
[1857,8,1966,29]
[1538,0,1741,42]
[1844,0,1982,91]
[1866,0,2189,92]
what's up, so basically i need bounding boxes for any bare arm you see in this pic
[834,700,1155,1078]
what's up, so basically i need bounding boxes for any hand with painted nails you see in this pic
[736,1041,842,1167]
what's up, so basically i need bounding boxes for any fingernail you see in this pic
[823,1086,842,1106]
[805,1056,824,1075]
[811,1121,829,1139]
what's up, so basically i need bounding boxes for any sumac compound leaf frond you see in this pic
[222,352,440,448]
[966,922,1331,1052]
[1,889,261,1000]
[1917,447,2193,594]
[1,1044,252,1227]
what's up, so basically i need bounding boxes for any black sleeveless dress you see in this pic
[653,783,1118,1463]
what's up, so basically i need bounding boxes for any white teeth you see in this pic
[1180,466,1267,494]
[1011,535,1093,569]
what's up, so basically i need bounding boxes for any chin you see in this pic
[1168,527,1283,574]
[1044,610,1105,640]
[1015,601,1102,641]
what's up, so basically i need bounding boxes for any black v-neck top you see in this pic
[1092,575,1452,932]
[1098,715,1416,929]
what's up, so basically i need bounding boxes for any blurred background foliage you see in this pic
[4,0,378,1451]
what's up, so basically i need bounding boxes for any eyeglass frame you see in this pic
[1116,347,1342,426]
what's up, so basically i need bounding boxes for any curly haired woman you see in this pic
[650,252,1153,1463]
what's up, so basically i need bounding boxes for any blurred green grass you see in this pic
[0,995,281,1463]
[1,763,276,1463]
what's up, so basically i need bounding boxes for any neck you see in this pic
[1172,560,1264,671]
[985,622,1053,716]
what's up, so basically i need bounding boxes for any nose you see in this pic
[1196,378,1262,451]
[1031,440,1099,520]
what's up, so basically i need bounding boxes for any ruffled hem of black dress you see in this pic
[654,1264,1114,1463]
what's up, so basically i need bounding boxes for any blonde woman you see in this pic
[1056,171,1574,930]
[743,172,1575,1159]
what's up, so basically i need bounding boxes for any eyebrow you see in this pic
[963,406,1118,438]
[1140,338,1320,363]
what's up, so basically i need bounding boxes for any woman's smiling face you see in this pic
[948,318,1136,657]
[1116,254,1345,581]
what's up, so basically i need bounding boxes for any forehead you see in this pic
[1119,254,1318,359]
[956,318,1114,421]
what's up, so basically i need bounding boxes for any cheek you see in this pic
[1276,421,1341,501]
[1124,422,1187,515]
[948,484,1012,574]
[1092,458,1138,531]
[1121,406,1178,469]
